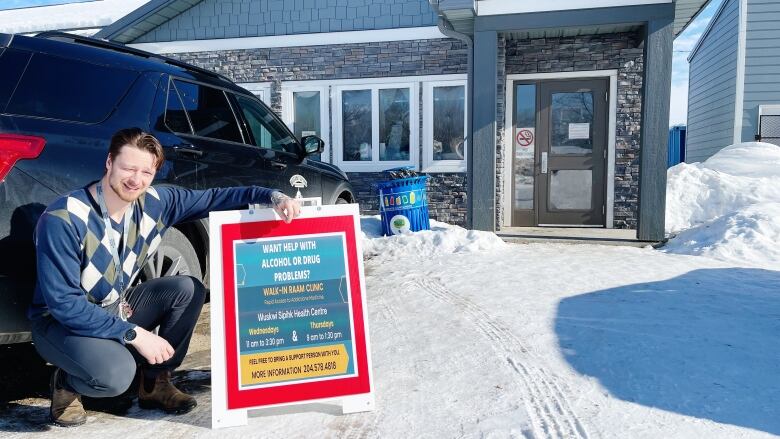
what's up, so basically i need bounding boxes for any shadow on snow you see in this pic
[555,267,780,435]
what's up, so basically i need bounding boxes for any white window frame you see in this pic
[422,79,468,173]
[281,84,331,163]
[238,82,272,103]
[333,81,419,172]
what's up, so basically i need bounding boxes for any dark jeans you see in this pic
[31,275,206,398]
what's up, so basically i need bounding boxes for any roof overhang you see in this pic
[94,0,200,43]
[432,0,711,37]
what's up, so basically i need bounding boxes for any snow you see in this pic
[0,0,149,35]
[360,217,508,261]
[7,224,777,438]
[664,141,780,268]
[3,143,778,437]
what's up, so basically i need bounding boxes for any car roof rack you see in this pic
[34,31,235,84]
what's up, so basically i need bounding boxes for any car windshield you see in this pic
[235,95,299,154]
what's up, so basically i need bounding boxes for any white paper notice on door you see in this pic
[568,123,590,140]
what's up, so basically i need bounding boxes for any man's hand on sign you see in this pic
[128,327,175,365]
[271,191,301,223]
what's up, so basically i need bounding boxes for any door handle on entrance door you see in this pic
[541,152,548,174]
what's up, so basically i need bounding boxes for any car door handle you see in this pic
[270,160,287,170]
[173,144,204,157]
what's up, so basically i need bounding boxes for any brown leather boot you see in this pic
[138,370,197,414]
[50,368,86,427]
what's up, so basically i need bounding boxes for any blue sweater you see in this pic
[28,183,275,342]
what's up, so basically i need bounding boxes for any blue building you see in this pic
[687,0,780,162]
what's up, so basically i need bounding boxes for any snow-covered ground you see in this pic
[1,142,777,438]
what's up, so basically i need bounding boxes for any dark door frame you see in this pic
[507,74,614,228]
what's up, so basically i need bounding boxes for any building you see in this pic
[93,0,707,240]
[686,0,780,162]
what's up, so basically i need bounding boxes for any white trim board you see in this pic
[278,74,466,88]
[128,26,447,54]
[733,0,747,144]
[477,0,671,16]
[502,70,618,228]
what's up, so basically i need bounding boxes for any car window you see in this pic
[0,48,31,113]
[164,81,192,134]
[170,79,243,144]
[235,94,299,154]
[6,53,137,123]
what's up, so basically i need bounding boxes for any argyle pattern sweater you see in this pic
[28,183,275,342]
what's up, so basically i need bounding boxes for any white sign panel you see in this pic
[568,123,590,140]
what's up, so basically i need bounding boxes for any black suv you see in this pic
[0,32,354,344]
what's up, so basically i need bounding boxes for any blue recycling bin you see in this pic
[377,175,430,236]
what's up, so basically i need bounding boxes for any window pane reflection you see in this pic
[293,91,322,160]
[379,88,410,161]
[432,85,465,161]
[551,92,593,155]
[514,84,535,210]
[342,89,372,161]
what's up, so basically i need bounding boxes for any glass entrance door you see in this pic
[511,78,608,226]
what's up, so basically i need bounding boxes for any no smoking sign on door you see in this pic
[515,127,535,149]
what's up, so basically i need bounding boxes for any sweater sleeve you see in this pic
[156,185,277,226]
[33,212,134,342]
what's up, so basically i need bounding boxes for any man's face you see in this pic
[105,145,157,203]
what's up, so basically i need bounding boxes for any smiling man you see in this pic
[27,127,300,427]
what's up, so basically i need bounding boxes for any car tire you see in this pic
[336,197,349,204]
[138,227,202,283]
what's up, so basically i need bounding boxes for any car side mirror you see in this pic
[301,135,325,156]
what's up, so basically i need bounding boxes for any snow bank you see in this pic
[663,203,780,267]
[664,142,780,268]
[360,216,507,261]
[666,142,780,233]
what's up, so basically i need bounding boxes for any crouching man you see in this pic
[28,128,301,426]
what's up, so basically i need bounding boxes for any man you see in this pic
[28,127,301,426]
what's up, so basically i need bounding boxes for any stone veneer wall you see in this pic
[168,38,470,226]
[499,31,644,229]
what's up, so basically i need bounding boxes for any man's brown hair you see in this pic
[108,128,165,171]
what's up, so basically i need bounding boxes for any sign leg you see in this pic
[212,408,248,429]
[342,393,375,415]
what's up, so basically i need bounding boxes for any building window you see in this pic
[281,85,330,162]
[422,80,467,172]
[333,82,418,172]
[239,82,271,103]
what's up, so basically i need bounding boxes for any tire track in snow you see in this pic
[416,277,589,439]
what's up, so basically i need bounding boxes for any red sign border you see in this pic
[220,215,371,409]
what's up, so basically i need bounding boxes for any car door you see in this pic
[229,92,323,201]
[165,77,282,194]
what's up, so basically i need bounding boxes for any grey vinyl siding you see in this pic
[132,0,437,43]
[686,0,739,163]
[742,0,780,141]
